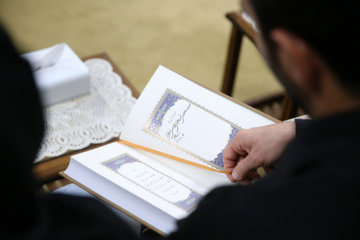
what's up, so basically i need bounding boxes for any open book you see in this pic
[61,65,278,236]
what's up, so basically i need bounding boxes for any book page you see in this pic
[120,65,275,172]
[67,142,208,220]
[144,89,239,170]
[103,154,203,213]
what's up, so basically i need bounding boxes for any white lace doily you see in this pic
[35,58,137,162]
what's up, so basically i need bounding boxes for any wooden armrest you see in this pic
[226,11,257,43]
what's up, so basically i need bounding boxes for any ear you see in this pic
[270,29,320,92]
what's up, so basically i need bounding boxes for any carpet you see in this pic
[0,0,283,102]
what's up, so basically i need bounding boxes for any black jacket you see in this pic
[167,115,360,239]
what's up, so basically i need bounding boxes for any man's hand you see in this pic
[223,121,296,184]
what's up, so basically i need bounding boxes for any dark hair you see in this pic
[250,0,360,96]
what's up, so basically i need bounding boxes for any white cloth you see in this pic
[35,58,136,162]
[22,43,91,106]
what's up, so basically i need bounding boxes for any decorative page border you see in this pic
[102,154,203,212]
[144,89,241,170]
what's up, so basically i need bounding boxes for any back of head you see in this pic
[250,0,360,96]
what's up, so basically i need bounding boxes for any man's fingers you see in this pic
[225,156,243,182]
[230,170,261,184]
[231,155,259,182]
[226,173,236,183]
[223,140,248,177]
[248,170,261,180]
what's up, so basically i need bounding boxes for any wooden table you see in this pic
[33,53,139,185]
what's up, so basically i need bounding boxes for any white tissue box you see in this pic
[21,43,91,107]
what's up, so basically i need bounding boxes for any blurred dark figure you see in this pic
[0,26,137,240]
